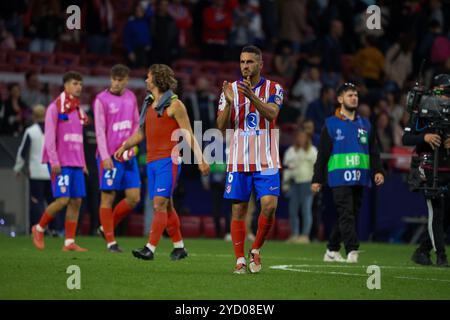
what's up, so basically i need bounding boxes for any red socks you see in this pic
[148,211,168,247]
[231,220,246,258]
[38,211,54,229]
[113,199,133,228]
[252,214,274,250]
[65,220,78,240]
[100,208,115,243]
[166,209,182,243]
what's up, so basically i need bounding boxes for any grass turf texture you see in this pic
[1,235,449,299]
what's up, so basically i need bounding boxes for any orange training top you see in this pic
[145,104,180,163]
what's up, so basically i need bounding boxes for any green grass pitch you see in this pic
[1,235,449,299]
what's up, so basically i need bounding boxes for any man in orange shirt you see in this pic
[116,64,209,261]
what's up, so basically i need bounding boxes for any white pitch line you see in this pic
[270,265,366,277]
[394,276,450,283]
[270,264,450,283]
[270,264,450,271]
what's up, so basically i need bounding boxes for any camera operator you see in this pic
[402,74,450,267]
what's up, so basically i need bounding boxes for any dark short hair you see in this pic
[241,45,262,59]
[63,71,83,84]
[111,64,130,78]
[149,64,177,92]
[336,82,357,96]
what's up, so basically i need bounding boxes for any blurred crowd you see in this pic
[0,0,449,145]
[1,0,450,240]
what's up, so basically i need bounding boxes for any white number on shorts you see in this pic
[104,168,117,179]
[58,175,70,186]
[344,170,361,182]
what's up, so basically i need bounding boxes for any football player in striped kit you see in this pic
[217,45,284,274]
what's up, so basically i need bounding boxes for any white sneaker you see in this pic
[233,263,247,274]
[323,249,346,262]
[346,250,359,263]
[223,233,232,241]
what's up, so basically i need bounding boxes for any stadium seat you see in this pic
[191,70,216,87]
[15,38,30,51]
[135,88,148,104]
[56,41,84,53]
[0,63,16,72]
[42,65,67,74]
[49,84,63,97]
[199,60,221,75]
[217,72,237,86]
[220,61,240,75]
[201,216,226,238]
[175,71,191,86]
[79,53,102,67]
[0,82,8,99]
[70,66,90,76]
[102,55,122,67]
[180,216,202,238]
[15,64,42,73]
[80,90,94,105]
[389,146,414,172]
[7,51,31,65]
[55,53,80,66]
[275,219,291,240]
[202,216,216,238]
[30,52,55,65]
[129,68,147,79]
[126,214,144,237]
[0,51,7,62]
[90,67,111,76]
[173,59,199,74]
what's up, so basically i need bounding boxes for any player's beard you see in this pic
[242,70,251,78]
[342,102,357,114]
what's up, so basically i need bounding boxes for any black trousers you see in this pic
[328,186,364,254]
[418,171,450,257]
[418,196,449,257]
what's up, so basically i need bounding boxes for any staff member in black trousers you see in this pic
[311,83,385,263]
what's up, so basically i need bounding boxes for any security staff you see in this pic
[403,74,450,267]
[311,83,385,263]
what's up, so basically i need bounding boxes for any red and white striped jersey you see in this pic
[218,77,283,172]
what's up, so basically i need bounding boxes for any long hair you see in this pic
[149,64,177,92]
[297,129,312,151]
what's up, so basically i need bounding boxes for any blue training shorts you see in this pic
[224,169,280,202]
[48,165,86,198]
[97,157,141,191]
[146,157,181,199]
